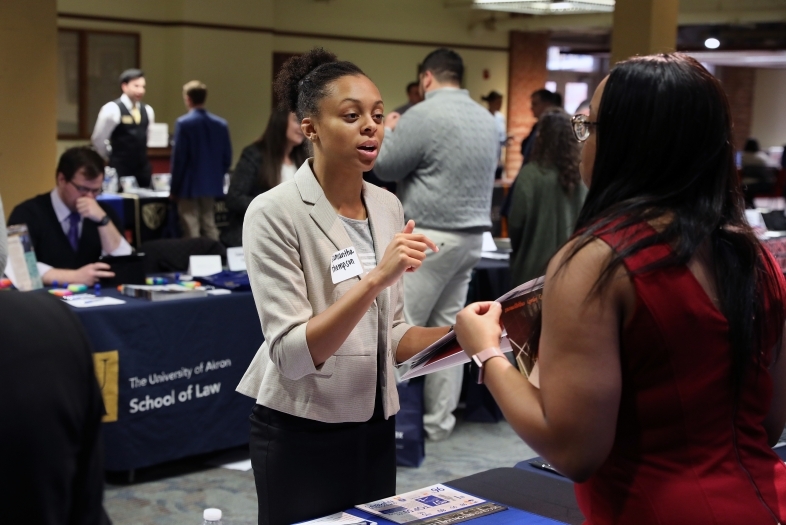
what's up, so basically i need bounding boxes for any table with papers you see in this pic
[306,469,576,525]
[69,287,261,471]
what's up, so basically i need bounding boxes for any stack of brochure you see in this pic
[119,284,207,302]
[356,484,500,523]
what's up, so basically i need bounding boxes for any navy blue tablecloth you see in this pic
[72,288,261,471]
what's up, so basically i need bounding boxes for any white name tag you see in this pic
[330,246,363,284]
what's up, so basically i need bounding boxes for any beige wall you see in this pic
[751,68,786,150]
[273,35,509,118]
[1,0,58,217]
[56,0,508,169]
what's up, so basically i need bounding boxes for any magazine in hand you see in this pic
[397,276,544,380]
[497,276,545,377]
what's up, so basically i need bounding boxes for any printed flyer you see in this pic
[356,484,485,523]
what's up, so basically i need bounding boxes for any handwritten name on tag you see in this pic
[330,246,363,284]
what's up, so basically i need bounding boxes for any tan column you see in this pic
[505,31,549,179]
[0,0,57,217]
[611,0,679,65]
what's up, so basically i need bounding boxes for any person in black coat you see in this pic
[0,290,111,524]
[501,89,563,219]
[221,110,309,247]
[8,147,131,285]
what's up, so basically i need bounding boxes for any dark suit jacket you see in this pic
[0,291,110,524]
[220,143,269,247]
[170,108,232,198]
[8,193,124,270]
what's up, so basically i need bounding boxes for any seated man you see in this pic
[8,146,132,285]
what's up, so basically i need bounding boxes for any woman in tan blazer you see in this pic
[236,48,451,525]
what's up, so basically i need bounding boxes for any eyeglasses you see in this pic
[571,114,599,142]
[69,180,103,196]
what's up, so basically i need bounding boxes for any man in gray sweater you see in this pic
[375,48,498,440]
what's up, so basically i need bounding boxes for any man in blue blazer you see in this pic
[171,80,232,240]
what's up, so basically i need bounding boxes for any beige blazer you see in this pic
[236,160,413,422]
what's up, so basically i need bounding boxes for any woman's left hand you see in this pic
[455,301,503,357]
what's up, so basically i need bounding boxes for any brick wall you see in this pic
[716,66,756,151]
[505,31,550,179]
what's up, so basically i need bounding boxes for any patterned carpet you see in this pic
[104,414,537,525]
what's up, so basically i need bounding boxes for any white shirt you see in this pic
[36,189,133,277]
[742,151,779,169]
[280,163,297,184]
[91,94,155,159]
[494,111,507,145]
[494,110,507,163]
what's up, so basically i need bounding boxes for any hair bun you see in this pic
[275,48,338,113]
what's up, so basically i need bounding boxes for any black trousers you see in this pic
[250,404,396,525]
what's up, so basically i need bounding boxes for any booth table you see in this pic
[67,258,511,473]
[71,289,260,471]
[342,467,575,525]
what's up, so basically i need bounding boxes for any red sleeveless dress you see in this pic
[574,222,786,525]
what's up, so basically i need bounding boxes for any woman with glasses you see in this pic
[455,53,786,523]
[507,107,587,286]
[7,146,132,285]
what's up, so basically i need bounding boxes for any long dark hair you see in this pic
[561,53,784,392]
[530,108,581,193]
[255,109,309,189]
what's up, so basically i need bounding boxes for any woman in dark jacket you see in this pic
[220,109,309,247]
[508,108,586,286]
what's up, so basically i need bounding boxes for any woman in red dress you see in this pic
[456,53,786,524]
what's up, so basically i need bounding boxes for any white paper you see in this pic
[134,188,170,198]
[481,231,497,252]
[226,246,246,271]
[745,209,767,229]
[217,459,252,471]
[151,173,171,191]
[3,258,17,288]
[147,122,169,147]
[119,176,140,192]
[296,512,376,525]
[330,247,363,284]
[5,229,42,291]
[188,255,223,277]
[356,484,485,523]
[481,252,510,260]
[62,294,126,308]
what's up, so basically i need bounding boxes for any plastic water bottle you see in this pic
[203,508,222,525]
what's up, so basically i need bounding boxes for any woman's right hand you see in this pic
[369,220,437,290]
[456,302,503,358]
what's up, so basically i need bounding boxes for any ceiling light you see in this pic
[472,0,615,15]
[704,37,720,49]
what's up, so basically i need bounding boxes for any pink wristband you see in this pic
[472,346,505,384]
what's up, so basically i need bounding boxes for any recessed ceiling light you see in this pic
[704,37,721,49]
